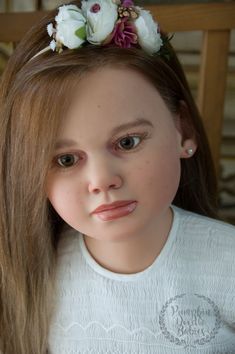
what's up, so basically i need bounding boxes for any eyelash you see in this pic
[53,132,150,169]
[112,132,149,152]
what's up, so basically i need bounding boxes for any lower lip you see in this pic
[94,201,137,221]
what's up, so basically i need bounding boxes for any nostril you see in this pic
[88,175,122,193]
[93,188,100,194]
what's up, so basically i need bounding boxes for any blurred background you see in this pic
[0,0,234,224]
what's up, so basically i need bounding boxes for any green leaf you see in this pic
[75,26,86,40]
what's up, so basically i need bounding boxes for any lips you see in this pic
[92,201,138,221]
[92,200,136,214]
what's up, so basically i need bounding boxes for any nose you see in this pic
[87,157,122,194]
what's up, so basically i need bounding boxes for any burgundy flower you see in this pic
[90,3,101,13]
[108,17,138,49]
[122,0,134,6]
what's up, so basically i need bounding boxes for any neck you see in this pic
[83,207,173,274]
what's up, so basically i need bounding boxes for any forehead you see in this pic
[57,66,173,142]
[67,66,162,111]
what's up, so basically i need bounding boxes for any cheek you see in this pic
[128,150,181,204]
[156,158,181,197]
[45,176,79,221]
[150,159,180,191]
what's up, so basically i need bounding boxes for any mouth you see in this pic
[92,201,137,221]
[92,200,137,213]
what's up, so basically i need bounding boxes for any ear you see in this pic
[180,138,197,159]
[175,100,198,159]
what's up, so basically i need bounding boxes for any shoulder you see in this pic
[173,204,235,237]
[172,205,235,260]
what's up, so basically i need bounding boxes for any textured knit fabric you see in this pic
[48,205,235,354]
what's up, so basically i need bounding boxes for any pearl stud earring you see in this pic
[187,148,193,156]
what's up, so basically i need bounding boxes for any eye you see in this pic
[56,154,79,168]
[115,134,144,151]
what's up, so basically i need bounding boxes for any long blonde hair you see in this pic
[0,2,218,353]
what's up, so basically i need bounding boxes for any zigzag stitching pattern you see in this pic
[54,321,162,339]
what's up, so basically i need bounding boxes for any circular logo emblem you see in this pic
[159,293,221,348]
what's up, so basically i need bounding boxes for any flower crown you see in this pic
[33,0,170,59]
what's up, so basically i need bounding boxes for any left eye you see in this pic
[116,135,141,151]
[56,154,79,168]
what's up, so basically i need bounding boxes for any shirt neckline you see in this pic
[78,205,180,281]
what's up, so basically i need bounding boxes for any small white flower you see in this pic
[81,0,118,45]
[134,7,163,54]
[47,23,56,37]
[54,5,87,49]
[49,39,56,51]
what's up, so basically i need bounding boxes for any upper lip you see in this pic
[91,200,136,214]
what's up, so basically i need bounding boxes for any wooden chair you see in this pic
[0,2,235,174]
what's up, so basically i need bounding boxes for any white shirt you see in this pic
[48,205,235,354]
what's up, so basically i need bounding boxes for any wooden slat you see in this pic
[0,11,48,42]
[197,29,231,173]
[148,3,235,32]
[5,0,12,12]
[0,3,235,42]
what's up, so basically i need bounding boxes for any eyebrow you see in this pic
[54,118,153,150]
[111,118,153,135]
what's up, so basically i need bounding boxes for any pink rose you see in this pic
[108,17,138,49]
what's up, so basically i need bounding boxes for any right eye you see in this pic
[56,154,79,168]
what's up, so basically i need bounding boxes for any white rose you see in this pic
[55,5,87,49]
[135,8,163,54]
[81,0,118,44]
[55,5,83,23]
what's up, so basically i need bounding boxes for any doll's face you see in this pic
[46,66,196,241]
